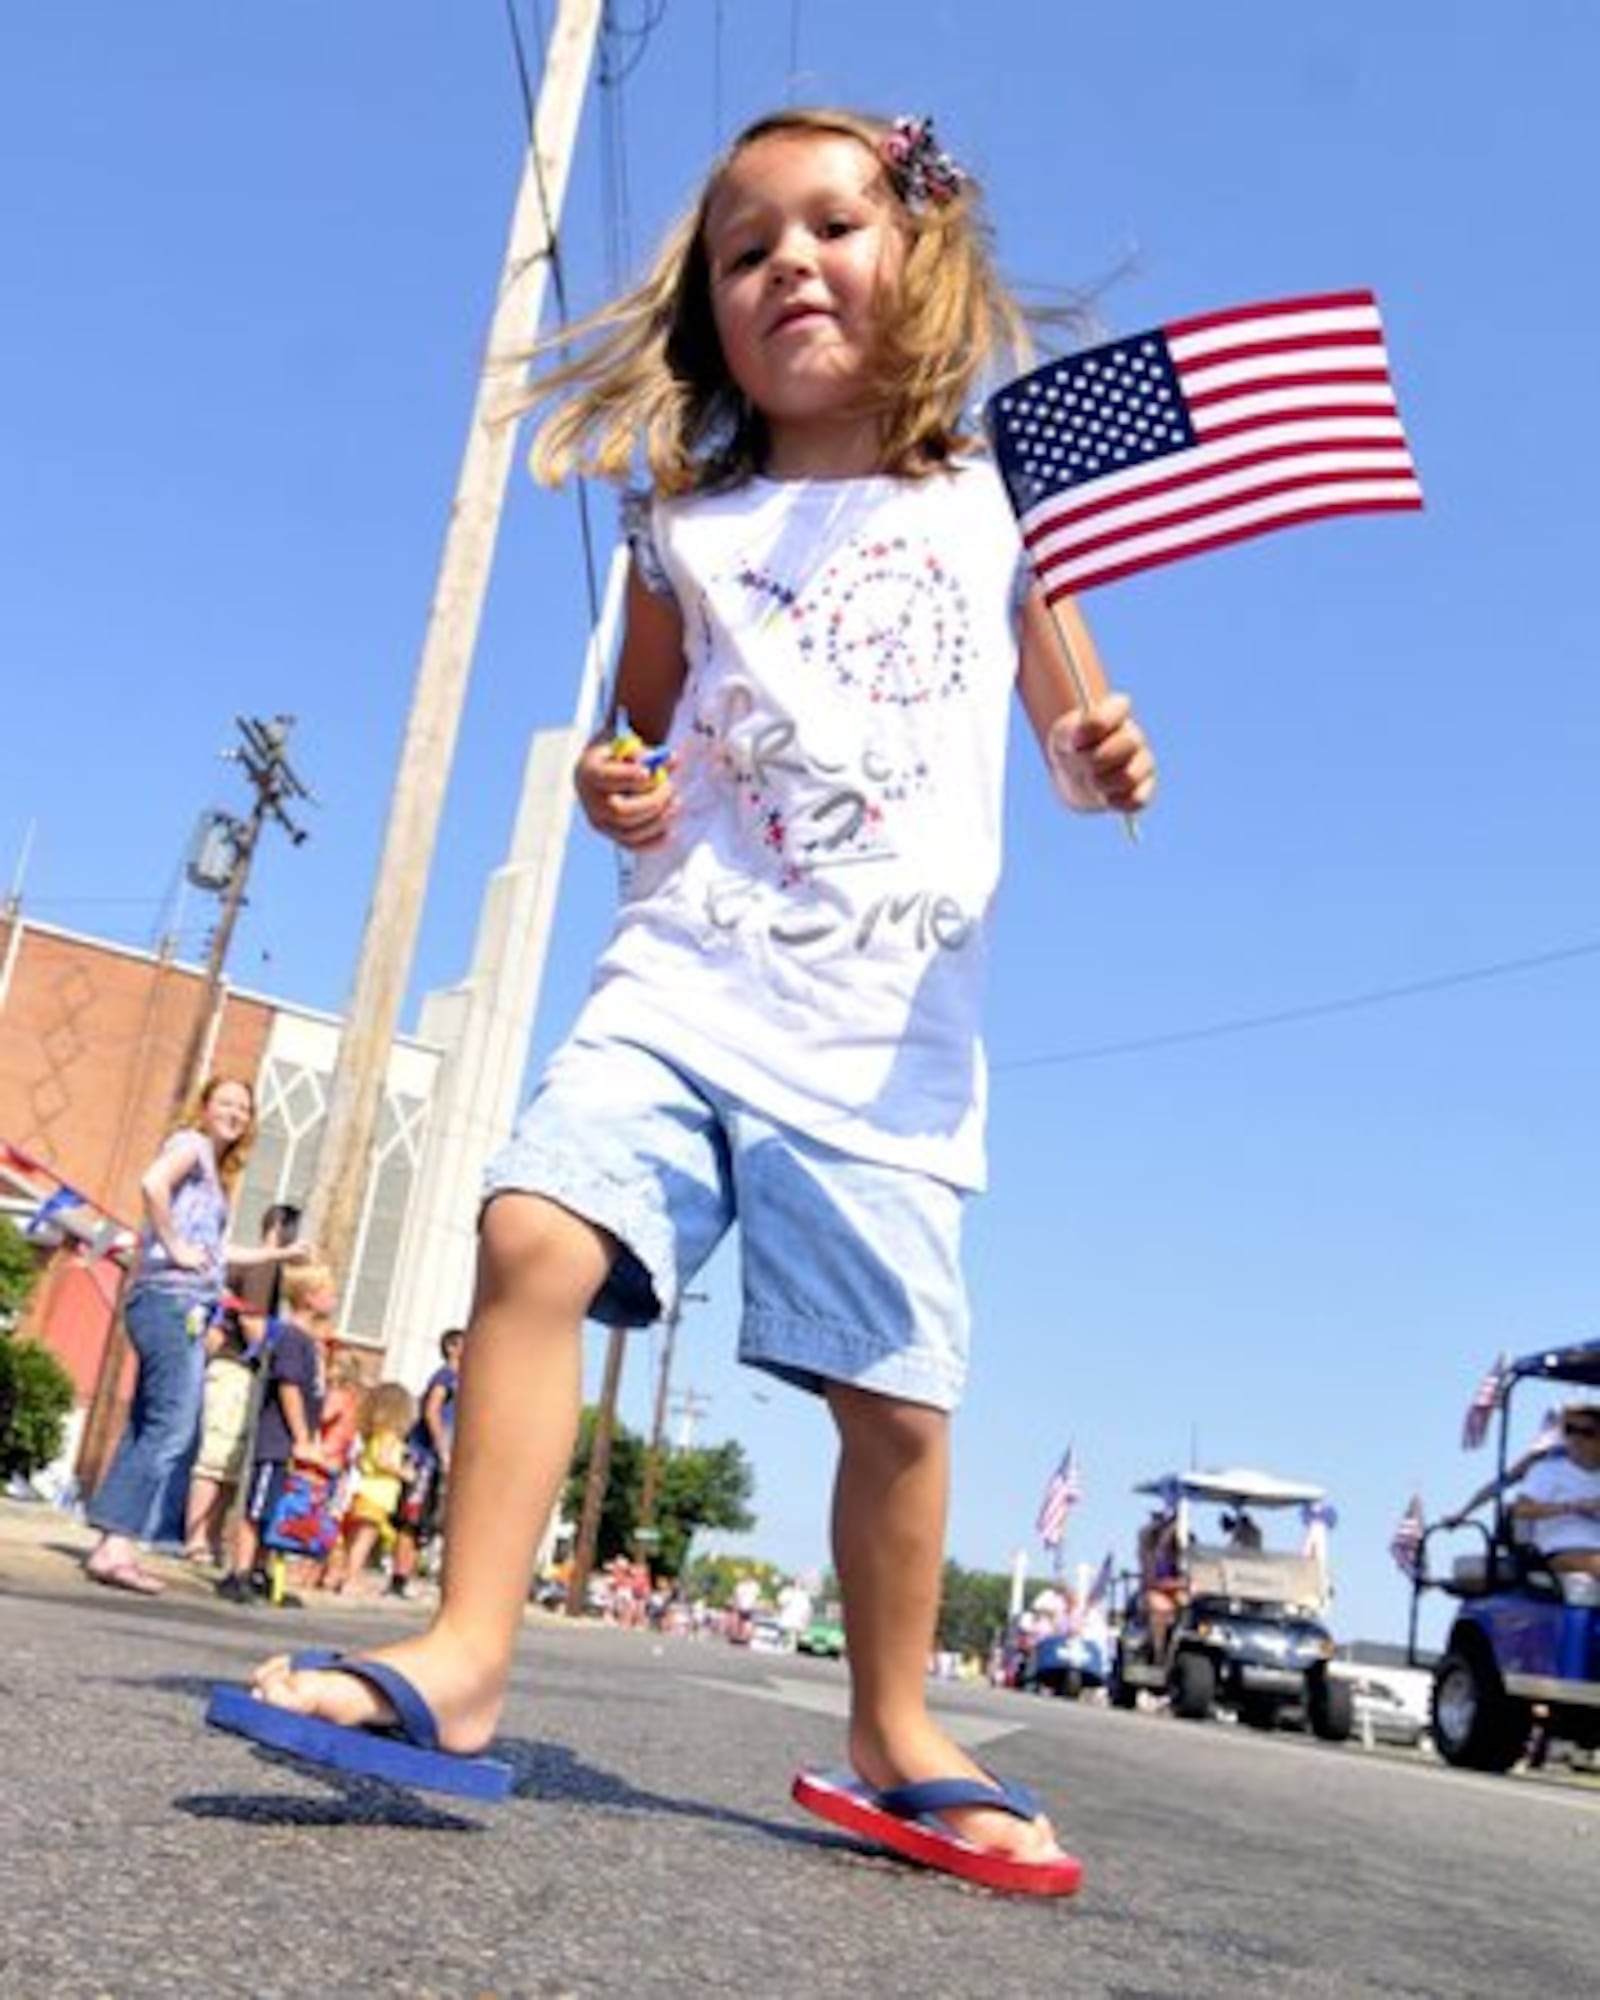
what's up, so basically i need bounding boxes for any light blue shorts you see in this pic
[483,1035,970,1411]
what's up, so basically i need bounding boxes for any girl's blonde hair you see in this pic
[522,107,1033,496]
[360,1380,416,1439]
[181,1074,257,1196]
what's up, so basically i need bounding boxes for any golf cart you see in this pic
[1111,1468,1353,1740]
[1008,1582,1112,1699]
[1408,1337,1600,1773]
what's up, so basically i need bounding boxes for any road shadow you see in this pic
[168,1676,821,1849]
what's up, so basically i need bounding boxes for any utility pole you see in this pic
[637,1290,708,1534]
[308,0,604,1283]
[671,1387,713,1452]
[169,715,310,1115]
[565,1324,627,1617]
[79,716,309,1498]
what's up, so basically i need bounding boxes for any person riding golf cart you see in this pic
[1110,1469,1353,1739]
[1409,1338,1600,1773]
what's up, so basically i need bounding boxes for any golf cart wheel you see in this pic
[1170,1650,1216,1721]
[1307,1668,1354,1743]
[1431,1647,1531,1773]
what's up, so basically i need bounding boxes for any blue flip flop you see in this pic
[205,1649,514,1802]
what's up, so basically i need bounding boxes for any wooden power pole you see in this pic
[169,715,310,1117]
[309,0,604,1279]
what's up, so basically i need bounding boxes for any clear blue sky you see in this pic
[4,5,1595,1642]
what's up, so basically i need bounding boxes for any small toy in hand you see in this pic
[610,712,671,785]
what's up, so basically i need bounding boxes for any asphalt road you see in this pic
[1,1519,1594,1998]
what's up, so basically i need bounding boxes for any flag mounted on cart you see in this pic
[1035,1444,1083,1552]
[1460,1353,1509,1451]
[1388,1492,1426,1579]
[985,289,1422,599]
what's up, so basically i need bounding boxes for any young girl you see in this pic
[86,1074,308,1594]
[228,107,1154,1891]
[334,1381,416,1594]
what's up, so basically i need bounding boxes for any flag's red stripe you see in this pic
[1163,288,1377,341]
[1185,367,1395,414]
[1021,434,1413,544]
[1033,466,1421,574]
[1041,495,1423,598]
[1174,327,1385,372]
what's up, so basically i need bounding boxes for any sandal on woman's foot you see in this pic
[86,1559,166,1596]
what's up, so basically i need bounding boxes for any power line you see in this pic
[993,938,1600,1076]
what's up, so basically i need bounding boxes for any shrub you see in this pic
[0,1336,76,1484]
[0,1214,38,1333]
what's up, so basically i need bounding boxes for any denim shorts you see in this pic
[484,1036,971,1411]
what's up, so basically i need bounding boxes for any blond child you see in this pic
[216,1263,336,1605]
[220,108,1154,1888]
[335,1382,416,1595]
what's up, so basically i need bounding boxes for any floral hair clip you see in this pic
[881,115,966,212]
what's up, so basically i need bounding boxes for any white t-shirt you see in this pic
[572,462,1029,1191]
[1520,1449,1600,1554]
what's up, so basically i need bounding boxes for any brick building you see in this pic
[2,718,589,1473]
[0,913,442,1439]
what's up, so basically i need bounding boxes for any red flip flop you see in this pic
[791,1768,1083,1897]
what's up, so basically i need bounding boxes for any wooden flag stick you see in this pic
[1045,600,1141,844]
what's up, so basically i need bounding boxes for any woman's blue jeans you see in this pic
[87,1285,208,1541]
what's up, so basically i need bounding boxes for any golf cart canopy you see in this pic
[1134,1469,1327,1510]
[1505,1338,1600,1391]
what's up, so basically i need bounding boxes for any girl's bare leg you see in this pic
[826,1382,1066,1863]
[250,1194,610,1751]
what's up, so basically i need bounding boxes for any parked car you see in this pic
[796,1614,846,1659]
[1332,1663,1432,1748]
[1409,1337,1600,1772]
[746,1613,791,1654]
[1111,1467,1353,1740]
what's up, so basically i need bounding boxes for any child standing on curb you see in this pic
[216,1264,334,1605]
[220,107,1154,1893]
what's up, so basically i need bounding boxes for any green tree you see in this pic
[681,1551,785,1607]
[654,1438,755,1577]
[0,1338,76,1485]
[935,1559,1014,1659]
[0,1215,39,1333]
[562,1409,756,1581]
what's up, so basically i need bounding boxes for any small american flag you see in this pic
[24,1183,87,1237]
[1389,1492,1426,1579]
[1085,1549,1115,1609]
[1461,1354,1508,1451]
[985,288,1422,598]
[1035,1444,1083,1551]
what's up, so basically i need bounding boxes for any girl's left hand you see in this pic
[1048,695,1157,814]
